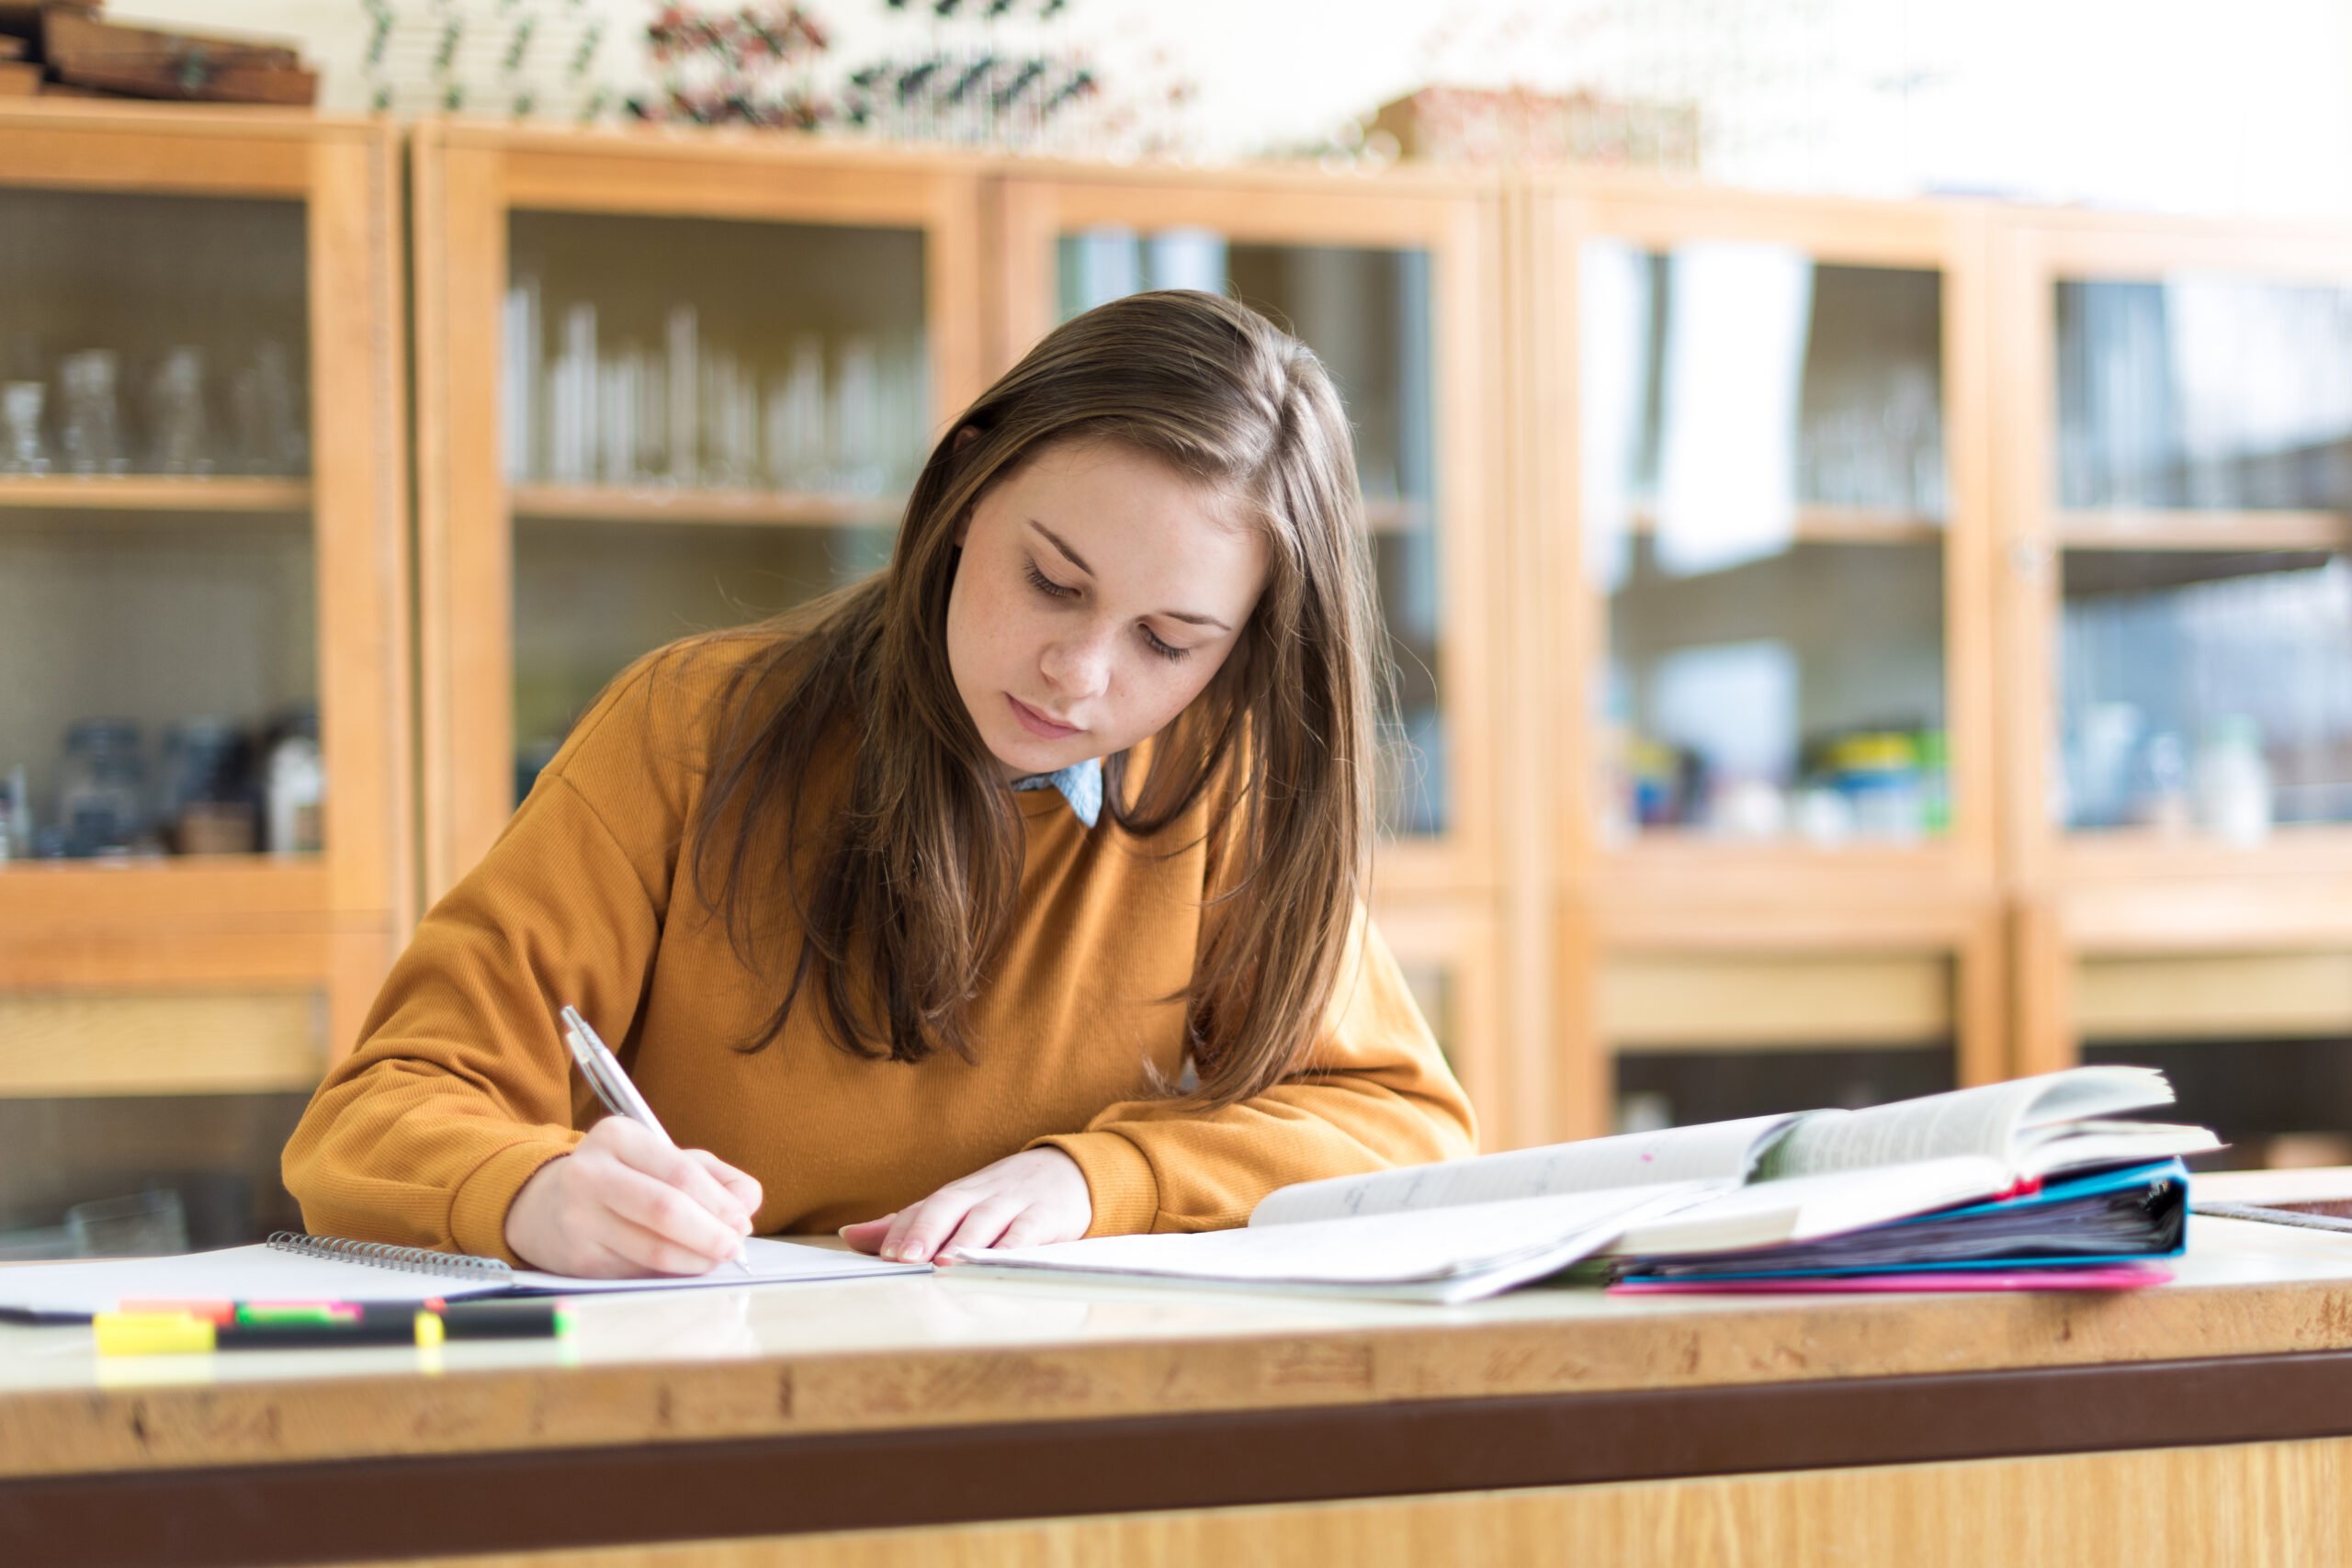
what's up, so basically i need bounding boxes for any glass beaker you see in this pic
[57,350,127,474]
[0,380,48,475]
[148,345,212,474]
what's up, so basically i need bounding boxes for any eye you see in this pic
[1024,561,1076,599]
[1141,626,1191,663]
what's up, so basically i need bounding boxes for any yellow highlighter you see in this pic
[96,1310,447,1356]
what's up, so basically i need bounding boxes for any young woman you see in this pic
[283,289,1476,1278]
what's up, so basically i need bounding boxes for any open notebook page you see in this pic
[1248,1114,1800,1228]
[0,1236,921,1320]
[504,1237,919,1293]
[956,1181,1723,1296]
[1762,1067,2177,1179]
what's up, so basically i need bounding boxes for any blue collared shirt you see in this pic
[1010,756,1103,829]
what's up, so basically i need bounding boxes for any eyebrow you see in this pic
[1028,519,1233,632]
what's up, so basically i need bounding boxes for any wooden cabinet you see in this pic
[14,103,2352,1165]
[411,123,989,899]
[1993,210,2352,1154]
[1526,178,2003,1139]
[0,105,410,1099]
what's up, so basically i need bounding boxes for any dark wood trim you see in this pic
[12,1348,2352,1565]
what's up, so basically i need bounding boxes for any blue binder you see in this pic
[1612,1158,2189,1283]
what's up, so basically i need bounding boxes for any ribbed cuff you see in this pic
[1030,1131,1159,1237]
[448,1136,581,1264]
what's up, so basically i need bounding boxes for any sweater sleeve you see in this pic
[281,649,704,1262]
[1028,907,1478,1236]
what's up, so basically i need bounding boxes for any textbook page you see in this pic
[1762,1067,2177,1179]
[955,1181,1724,1300]
[1248,1115,1801,1228]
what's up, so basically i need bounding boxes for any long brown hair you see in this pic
[686,288,1386,1110]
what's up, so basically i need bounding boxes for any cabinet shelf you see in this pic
[505,483,1435,536]
[1627,502,1943,546]
[0,475,311,513]
[508,483,906,528]
[2053,508,2352,552]
[0,855,333,928]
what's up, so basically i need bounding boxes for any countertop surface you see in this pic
[6,1212,2352,1479]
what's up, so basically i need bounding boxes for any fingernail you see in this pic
[903,1243,929,1262]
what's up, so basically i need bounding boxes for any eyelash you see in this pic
[1023,561,1191,663]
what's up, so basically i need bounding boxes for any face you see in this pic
[946,436,1269,780]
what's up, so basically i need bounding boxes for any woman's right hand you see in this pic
[503,1116,762,1278]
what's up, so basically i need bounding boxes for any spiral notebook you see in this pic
[0,1232,927,1322]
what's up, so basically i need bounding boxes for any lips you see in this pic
[1007,694,1081,740]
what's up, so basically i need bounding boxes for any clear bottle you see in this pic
[58,719,145,856]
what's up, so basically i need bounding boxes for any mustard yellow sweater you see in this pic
[283,636,1476,1261]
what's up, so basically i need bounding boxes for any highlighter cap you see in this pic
[96,1314,216,1357]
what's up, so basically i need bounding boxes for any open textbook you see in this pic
[950,1066,2220,1303]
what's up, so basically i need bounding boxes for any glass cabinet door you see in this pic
[1577,240,1962,858]
[0,186,317,868]
[1056,228,1446,839]
[416,128,986,896]
[2046,273,2352,848]
[0,109,407,1250]
[1999,220,2352,1083]
[995,177,1495,895]
[503,210,927,798]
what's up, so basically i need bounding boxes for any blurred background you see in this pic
[6,0,2352,1258]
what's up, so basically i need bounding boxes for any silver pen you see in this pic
[559,1004,752,1276]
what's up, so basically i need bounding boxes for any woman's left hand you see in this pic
[840,1146,1092,1263]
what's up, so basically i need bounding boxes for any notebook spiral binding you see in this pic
[266,1231,514,1283]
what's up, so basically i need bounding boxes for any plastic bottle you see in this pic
[266,713,324,855]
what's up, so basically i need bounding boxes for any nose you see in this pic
[1038,625,1113,708]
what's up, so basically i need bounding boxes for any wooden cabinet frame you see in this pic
[0,103,411,1084]
[412,123,990,900]
[1990,209,2352,1071]
[1523,177,2004,1139]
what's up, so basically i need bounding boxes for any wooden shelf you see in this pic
[507,483,1435,536]
[0,475,311,513]
[2057,823,2352,881]
[1627,503,1944,546]
[0,855,334,930]
[2053,508,2352,552]
[508,483,904,528]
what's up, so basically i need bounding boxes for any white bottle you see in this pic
[266,733,324,855]
[2193,716,2271,848]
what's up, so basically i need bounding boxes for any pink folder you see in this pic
[1608,1264,2172,1296]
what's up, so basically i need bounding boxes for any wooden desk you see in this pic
[7,1216,2352,1566]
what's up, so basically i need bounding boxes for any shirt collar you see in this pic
[1010,756,1104,829]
